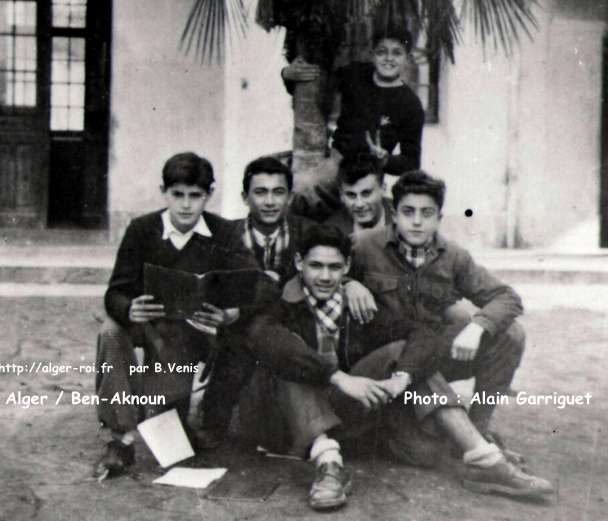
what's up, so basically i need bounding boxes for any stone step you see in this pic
[0,245,607,285]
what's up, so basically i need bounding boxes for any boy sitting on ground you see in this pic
[94,152,253,478]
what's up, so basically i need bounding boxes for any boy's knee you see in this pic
[505,321,526,359]
[443,302,472,327]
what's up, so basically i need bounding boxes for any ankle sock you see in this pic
[463,443,503,468]
[309,436,342,467]
[112,430,136,446]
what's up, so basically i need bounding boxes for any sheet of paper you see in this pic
[137,409,194,467]
[153,467,227,489]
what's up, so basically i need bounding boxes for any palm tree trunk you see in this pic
[291,68,328,173]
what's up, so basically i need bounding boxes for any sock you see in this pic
[463,443,503,468]
[309,435,342,467]
[112,430,136,446]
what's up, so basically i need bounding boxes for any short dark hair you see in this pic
[392,170,446,210]
[242,156,293,194]
[162,152,214,191]
[337,154,384,187]
[372,24,413,54]
[298,224,352,260]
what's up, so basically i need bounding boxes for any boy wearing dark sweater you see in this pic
[95,152,253,478]
[283,25,424,219]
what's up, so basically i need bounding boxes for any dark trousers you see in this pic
[438,316,525,434]
[95,317,211,433]
[239,341,461,461]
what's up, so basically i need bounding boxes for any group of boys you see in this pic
[94,24,554,512]
[95,151,553,510]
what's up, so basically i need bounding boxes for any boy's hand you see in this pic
[451,322,484,361]
[377,373,411,399]
[191,303,240,329]
[365,131,389,167]
[129,295,165,323]
[281,58,320,82]
[330,371,391,410]
[344,280,377,323]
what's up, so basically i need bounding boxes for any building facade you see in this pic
[0,0,606,249]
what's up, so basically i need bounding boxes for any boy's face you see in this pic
[242,173,292,228]
[372,38,407,82]
[340,174,385,227]
[295,245,350,302]
[393,193,441,247]
[162,183,209,233]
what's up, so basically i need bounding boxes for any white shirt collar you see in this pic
[250,224,280,246]
[161,210,212,250]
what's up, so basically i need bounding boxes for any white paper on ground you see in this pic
[153,467,227,489]
[137,409,194,467]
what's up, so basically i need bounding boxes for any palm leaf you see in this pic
[181,0,247,64]
[459,0,538,56]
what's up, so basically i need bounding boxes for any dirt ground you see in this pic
[1,295,607,521]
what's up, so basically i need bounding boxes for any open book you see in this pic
[143,263,275,319]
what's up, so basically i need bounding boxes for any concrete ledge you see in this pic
[0,246,606,285]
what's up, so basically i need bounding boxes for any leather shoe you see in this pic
[462,458,554,499]
[309,462,352,511]
[94,440,135,479]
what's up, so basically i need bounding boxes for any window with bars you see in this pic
[52,0,86,28]
[50,0,87,131]
[0,0,37,107]
[50,36,85,130]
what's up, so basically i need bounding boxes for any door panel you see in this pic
[0,0,50,227]
[0,0,111,229]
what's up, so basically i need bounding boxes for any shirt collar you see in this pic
[161,210,212,240]
[250,222,281,244]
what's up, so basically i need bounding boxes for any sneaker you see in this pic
[462,459,554,499]
[94,440,135,480]
[309,462,352,511]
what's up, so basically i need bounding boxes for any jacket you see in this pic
[351,226,523,336]
[247,276,446,386]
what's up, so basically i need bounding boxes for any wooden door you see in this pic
[0,0,50,227]
[0,0,111,229]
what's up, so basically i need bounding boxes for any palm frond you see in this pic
[181,0,247,64]
[417,0,460,63]
[460,0,538,56]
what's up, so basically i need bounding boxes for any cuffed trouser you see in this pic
[438,318,526,434]
[95,317,211,433]
[239,340,461,463]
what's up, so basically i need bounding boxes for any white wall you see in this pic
[108,0,225,237]
[219,15,293,218]
[422,32,512,248]
[422,2,604,248]
[107,0,605,248]
[517,17,603,247]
